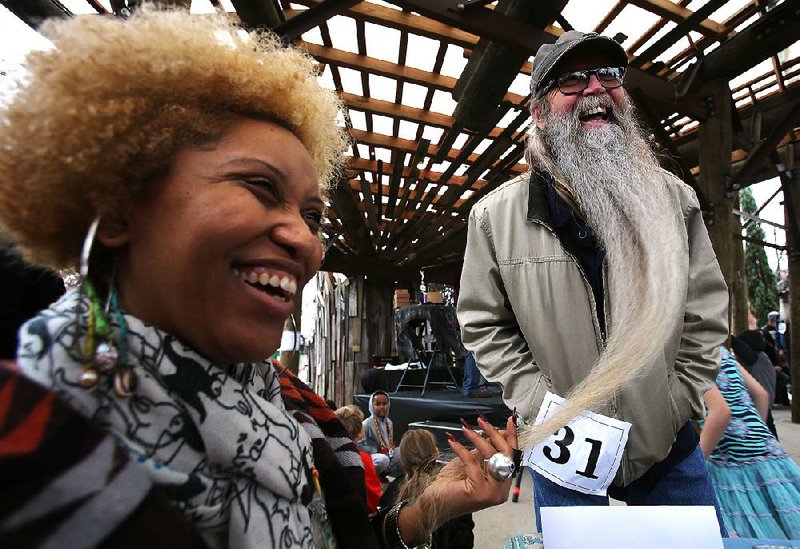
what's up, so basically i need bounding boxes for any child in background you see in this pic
[701,346,800,539]
[362,390,400,475]
[379,429,475,549]
[334,405,382,513]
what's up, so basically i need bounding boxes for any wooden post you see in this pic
[782,165,800,422]
[731,216,750,335]
[697,80,735,332]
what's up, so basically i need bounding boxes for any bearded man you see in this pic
[457,31,728,533]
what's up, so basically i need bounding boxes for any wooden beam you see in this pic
[594,1,624,34]
[385,150,406,225]
[680,0,800,95]
[627,0,726,37]
[230,0,284,29]
[735,234,786,251]
[358,175,382,236]
[385,0,704,120]
[330,177,375,256]
[405,225,467,267]
[629,88,707,206]
[782,166,800,422]
[343,92,450,129]
[628,0,691,57]
[420,262,463,284]
[299,41,526,105]
[347,156,488,188]
[321,248,419,280]
[735,100,800,190]
[288,1,478,49]
[449,0,563,132]
[458,142,527,213]
[697,80,735,313]
[632,0,727,69]
[387,0,559,52]
[275,0,361,40]
[380,140,430,247]
[341,92,513,138]
[732,209,786,231]
[347,128,526,174]
[676,86,800,184]
[432,109,530,214]
[301,40,452,90]
[2,0,69,29]
[390,128,495,256]
[347,180,464,219]
[657,2,757,78]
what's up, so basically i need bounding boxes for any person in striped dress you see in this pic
[701,346,800,538]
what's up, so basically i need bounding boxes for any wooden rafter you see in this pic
[299,41,526,104]
[288,1,479,49]
[11,0,800,272]
[342,92,511,137]
[347,128,526,174]
[626,0,726,37]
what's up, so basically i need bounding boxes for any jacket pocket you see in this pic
[665,369,683,432]
[525,371,551,424]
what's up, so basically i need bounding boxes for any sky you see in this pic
[0,2,791,272]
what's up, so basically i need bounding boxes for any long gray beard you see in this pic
[517,94,686,450]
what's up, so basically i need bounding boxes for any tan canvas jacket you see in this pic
[457,170,728,486]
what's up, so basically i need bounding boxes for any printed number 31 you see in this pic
[543,426,603,479]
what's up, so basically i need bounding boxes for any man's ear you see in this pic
[530,103,545,130]
[96,211,131,249]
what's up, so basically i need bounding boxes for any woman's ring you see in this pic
[485,452,515,481]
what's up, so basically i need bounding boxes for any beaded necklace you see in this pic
[372,415,393,450]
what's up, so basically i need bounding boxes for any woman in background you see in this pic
[335,405,383,513]
[701,347,800,539]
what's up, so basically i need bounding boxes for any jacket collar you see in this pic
[527,169,555,226]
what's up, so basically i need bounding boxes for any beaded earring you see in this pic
[76,217,137,397]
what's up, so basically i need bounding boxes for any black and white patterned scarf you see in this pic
[16,288,317,549]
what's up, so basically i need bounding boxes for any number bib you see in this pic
[524,391,631,496]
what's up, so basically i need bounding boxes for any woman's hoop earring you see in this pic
[290,313,299,352]
[75,216,136,397]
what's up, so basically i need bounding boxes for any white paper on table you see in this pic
[541,506,724,549]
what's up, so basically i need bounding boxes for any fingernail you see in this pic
[512,407,518,426]
[459,417,470,429]
[476,410,488,423]
[446,432,457,443]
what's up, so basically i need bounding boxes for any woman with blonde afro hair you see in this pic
[0,7,516,549]
[0,7,345,268]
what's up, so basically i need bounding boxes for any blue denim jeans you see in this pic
[462,351,488,395]
[531,443,727,537]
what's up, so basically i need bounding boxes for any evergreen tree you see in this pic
[741,187,779,325]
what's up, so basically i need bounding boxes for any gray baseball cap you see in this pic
[530,30,628,99]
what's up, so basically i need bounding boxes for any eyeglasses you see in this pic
[545,66,626,95]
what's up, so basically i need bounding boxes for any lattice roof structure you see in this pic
[6,0,800,282]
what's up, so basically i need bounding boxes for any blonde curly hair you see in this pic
[335,404,365,440]
[0,7,347,269]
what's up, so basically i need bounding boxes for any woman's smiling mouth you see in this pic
[233,267,298,302]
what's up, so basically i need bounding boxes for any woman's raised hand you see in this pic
[396,415,518,545]
[444,415,518,514]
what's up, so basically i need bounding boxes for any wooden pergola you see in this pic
[6,0,800,409]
